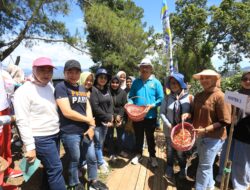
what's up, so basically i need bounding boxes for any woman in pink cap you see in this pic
[13,57,66,190]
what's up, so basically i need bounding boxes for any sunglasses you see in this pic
[241,77,250,82]
[170,81,179,85]
[98,75,107,80]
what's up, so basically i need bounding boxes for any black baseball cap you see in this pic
[64,60,81,71]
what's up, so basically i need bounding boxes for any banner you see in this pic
[161,0,174,74]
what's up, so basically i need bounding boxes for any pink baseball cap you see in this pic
[32,57,55,68]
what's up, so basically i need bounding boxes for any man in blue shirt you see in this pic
[129,58,164,167]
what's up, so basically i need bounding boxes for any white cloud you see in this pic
[2,41,94,71]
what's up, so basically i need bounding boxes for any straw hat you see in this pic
[193,69,220,80]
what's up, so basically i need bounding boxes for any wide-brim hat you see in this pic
[138,58,153,69]
[193,69,220,80]
[166,72,187,89]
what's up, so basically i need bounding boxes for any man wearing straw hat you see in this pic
[128,58,164,167]
[192,69,231,190]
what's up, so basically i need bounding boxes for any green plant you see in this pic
[188,79,203,96]
[221,73,242,92]
[188,72,242,96]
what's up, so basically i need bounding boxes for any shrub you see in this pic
[188,72,242,96]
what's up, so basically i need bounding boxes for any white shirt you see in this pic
[0,64,9,111]
[13,81,60,151]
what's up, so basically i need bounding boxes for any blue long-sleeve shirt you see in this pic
[128,75,164,119]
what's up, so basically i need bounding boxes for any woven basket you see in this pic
[124,96,147,122]
[171,122,195,151]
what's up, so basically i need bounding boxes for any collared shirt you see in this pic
[128,75,164,119]
[192,87,231,140]
[160,92,192,136]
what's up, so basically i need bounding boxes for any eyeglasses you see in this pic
[241,77,250,82]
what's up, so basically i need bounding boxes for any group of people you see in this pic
[0,56,249,190]
[159,69,250,190]
[0,57,134,190]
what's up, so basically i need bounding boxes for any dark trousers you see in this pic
[166,137,186,169]
[133,118,156,157]
[34,134,66,190]
[106,126,124,155]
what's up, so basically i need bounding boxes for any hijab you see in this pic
[237,71,250,119]
[32,67,49,87]
[116,71,126,90]
[110,76,122,95]
[79,71,94,87]
[239,71,250,96]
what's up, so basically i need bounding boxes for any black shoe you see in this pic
[163,174,176,186]
[74,183,85,190]
[119,151,129,158]
[89,180,108,190]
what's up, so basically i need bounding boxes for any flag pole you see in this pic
[161,0,174,75]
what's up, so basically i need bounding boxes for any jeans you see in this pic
[133,118,156,157]
[165,137,186,176]
[106,126,124,155]
[61,133,97,186]
[94,126,108,166]
[232,139,250,190]
[217,138,234,178]
[34,134,66,190]
[195,137,224,190]
[81,137,98,181]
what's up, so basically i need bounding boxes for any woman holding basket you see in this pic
[192,69,231,190]
[160,72,192,183]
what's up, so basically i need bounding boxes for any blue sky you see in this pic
[133,0,221,32]
[2,0,249,72]
[134,0,175,32]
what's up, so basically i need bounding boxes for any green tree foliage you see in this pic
[145,32,168,83]
[189,72,242,96]
[188,79,203,96]
[0,0,86,61]
[81,0,149,75]
[170,0,250,74]
[221,73,242,92]
[175,46,213,82]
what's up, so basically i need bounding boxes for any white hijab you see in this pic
[116,71,126,90]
